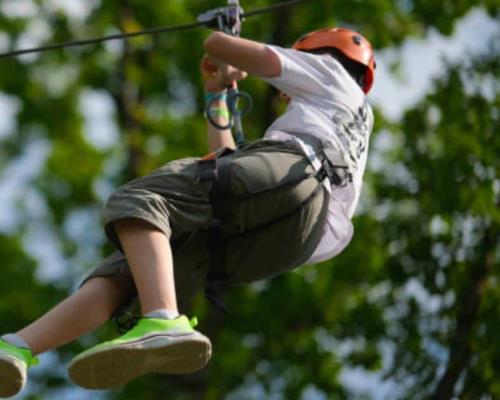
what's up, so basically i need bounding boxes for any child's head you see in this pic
[293,27,376,94]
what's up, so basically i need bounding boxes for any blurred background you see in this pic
[0,0,498,399]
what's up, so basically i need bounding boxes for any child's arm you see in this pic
[201,32,280,152]
[204,96,236,152]
[204,32,281,78]
[201,55,244,152]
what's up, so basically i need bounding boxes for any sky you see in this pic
[0,3,498,400]
[370,7,499,120]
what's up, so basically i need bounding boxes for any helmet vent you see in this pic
[352,35,362,45]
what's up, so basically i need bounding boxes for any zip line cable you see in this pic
[0,0,310,59]
[241,0,309,18]
[0,21,203,59]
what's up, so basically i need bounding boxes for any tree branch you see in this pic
[431,228,496,399]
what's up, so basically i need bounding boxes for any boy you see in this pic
[0,27,375,396]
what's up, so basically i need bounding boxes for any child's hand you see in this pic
[201,55,247,92]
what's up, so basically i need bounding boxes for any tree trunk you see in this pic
[113,4,144,180]
[431,228,496,399]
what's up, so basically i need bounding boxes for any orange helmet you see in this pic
[293,27,376,93]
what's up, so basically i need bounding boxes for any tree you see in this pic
[0,0,498,398]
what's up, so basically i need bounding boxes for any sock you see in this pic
[1,334,31,350]
[145,309,180,320]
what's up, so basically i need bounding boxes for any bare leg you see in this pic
[66,223,211,390]
[18,218,177,356]
[113,219,178,315]
[16,276,133,355]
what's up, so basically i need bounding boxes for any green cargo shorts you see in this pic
[83,140,329,308]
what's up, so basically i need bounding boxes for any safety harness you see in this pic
[198,137,351,312]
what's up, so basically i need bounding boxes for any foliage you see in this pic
[0,0,498,399]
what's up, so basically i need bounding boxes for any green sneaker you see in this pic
[0,339,39,398]
[68,316,211,389]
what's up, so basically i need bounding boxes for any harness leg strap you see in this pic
[197,149,235,313]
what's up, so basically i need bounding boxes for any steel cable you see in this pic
[0,0,311,59]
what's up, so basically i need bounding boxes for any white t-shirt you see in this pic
[262,45,374,264]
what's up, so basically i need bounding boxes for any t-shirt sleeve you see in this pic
[262,45,335,101]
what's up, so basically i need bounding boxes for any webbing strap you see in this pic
[197,151,234,296]
[210,155,233,220]
[317,156,344,186]
[290,133,352,187]
[207,220,229,282]
[198,158,218,181]
[204,283,228,313]
[205,220,229,314]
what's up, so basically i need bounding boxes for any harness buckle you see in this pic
[317,154,352,187]
[198,158,218,181]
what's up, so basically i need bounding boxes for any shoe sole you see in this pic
[67,331,211,389]
[0,354,25,398]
